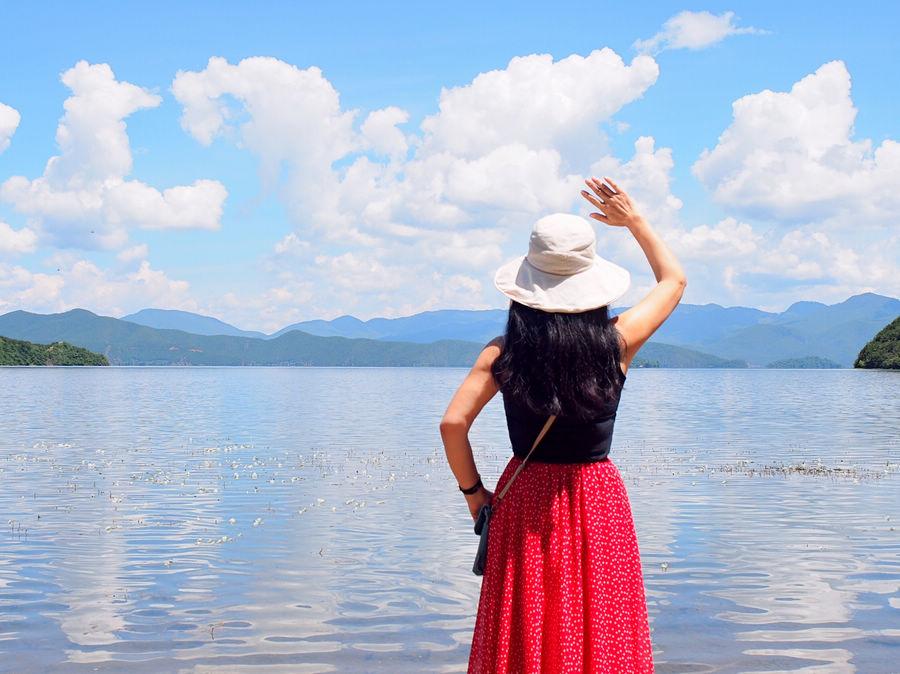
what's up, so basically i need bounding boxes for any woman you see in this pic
[440,176,686,673]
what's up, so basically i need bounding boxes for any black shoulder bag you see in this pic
[472,414,557,576]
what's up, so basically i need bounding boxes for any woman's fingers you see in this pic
[584,179,605,202]
[586,178,610,201]
[580,189,604,209]
[592,177,616,198]
[583,176,625,225]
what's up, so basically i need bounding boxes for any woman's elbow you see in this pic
[668,275,687,296]
[440,414,468,439]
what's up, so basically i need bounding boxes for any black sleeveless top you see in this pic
[501,365,627,464]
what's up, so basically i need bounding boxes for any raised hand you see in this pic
[580,176,641,228]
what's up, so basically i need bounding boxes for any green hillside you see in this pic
[633,342,746,368]
[766,356,841,368]
[694,293,899,367]
[115,292,898,367]
[854,316,900,369]
[0,309,486,366]
[0,308,745,368]
[0,335,109,366]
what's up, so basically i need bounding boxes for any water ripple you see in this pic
[0,367,897,673]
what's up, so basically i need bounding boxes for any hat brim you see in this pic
[493,254,631,313]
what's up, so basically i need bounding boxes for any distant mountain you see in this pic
[770,300,829,323]
[766,356,841,369]
[0,335,108,366]
[854,315,900,369]
[693,293,899,367]
[10,291,895,368]
[0,308,744,368]
[121,308,266,339]
[631,342,746,368]
[0,309,484,366]
[272,303,773,346]
[275,314,372,339]
[273,309,512,343]
[642,303,774,345]
[267,292,898,367]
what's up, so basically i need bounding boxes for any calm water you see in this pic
[0,367,897,673]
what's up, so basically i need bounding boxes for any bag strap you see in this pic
[494,413,557,505]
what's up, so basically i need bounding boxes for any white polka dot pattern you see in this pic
[468,456,654,673]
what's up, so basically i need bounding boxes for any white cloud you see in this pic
[692,60,900,226]
[156,50,898,321]
[420,49,658,159]
[671,217,763,260]
[172,56,359,231]
[103,179,226,230]
[47,62,161,185]
[0,61,228,250]
[0,102,20,153]
[6,48,894,325]
[0,221,38,255]
[634,10,768,55]
[116,243,148,263]
[171,49,661,317]
[215,281,316,333]
[735,226,899,308]
[173,51,658,232]
[361,106,410,159]
[589,135,683,231]
[0,257,194,317]
[272,232,312,256]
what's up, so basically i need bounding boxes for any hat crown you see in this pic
[526,213,596,275]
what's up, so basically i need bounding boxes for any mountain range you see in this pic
[120,292,899,367]
[0,292,895,367]
[0,309,482,366]
[0,308,741,367]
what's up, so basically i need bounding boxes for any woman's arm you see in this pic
[439,337,503,519]
[581,176,687,366]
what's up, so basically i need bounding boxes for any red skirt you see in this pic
[468,456,655,673]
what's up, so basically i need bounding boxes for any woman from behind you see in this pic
[440,176,687,673]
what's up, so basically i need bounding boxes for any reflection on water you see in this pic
[0,367,897,673]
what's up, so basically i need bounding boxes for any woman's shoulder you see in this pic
[485,335,505,356]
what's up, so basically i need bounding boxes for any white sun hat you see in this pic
[493,212,631,313]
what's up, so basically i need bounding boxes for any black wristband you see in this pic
[459,475,483,495]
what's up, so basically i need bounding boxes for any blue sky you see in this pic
[0,1,897,331]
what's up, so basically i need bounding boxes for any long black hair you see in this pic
[491,300,627,421]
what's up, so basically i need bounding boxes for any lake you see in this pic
[0,367,897,673]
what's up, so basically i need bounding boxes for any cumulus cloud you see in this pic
[6,46,893,324]
[0,221,38,255]
[693,60,900,226]
[671,217,763,261]
[590,135,683,230]
[272,232,312,257]
[172,56,359,231]
[727,224,899,306]
[361,106,410,159]
[0,61,227,250]
[171,50,662,316]
[634,10,768,55]
[0,102,20,153]
[116,243,148,263]
[420,50,658,159]
[0,257,194,316]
